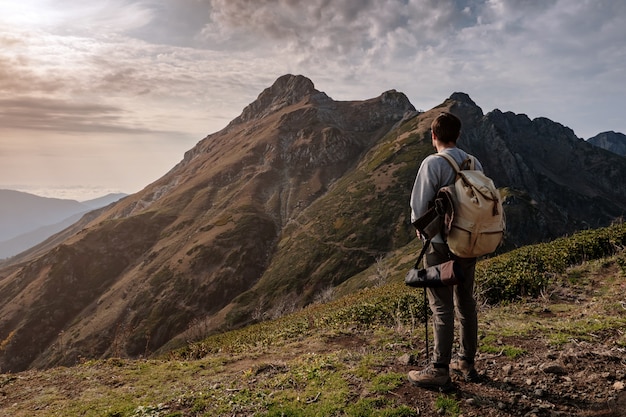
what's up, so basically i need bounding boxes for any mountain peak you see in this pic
[270,74,317,97]
[230,74,323,126]
[588,131,626,156]
[449,92,477,107]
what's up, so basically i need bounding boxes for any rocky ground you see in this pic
[394,264,626,416]
[395,338,626,416]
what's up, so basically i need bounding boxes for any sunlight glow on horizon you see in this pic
[5,185,131,202]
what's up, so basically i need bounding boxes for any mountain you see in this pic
[0,192,126,259]
[588,131,626,156]
[0,190,86,242]
[0,75,625,373]
[81,193,128,210]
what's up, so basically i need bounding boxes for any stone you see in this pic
[397,353,414,366]
[502,364,513,375]
[541,363,567,375]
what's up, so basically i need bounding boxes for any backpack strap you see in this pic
[461,156,475,170]
[437,152,474,172]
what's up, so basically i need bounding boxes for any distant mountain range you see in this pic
[0,74,624,373]
[0,190,126,259]
[587,131,626,156]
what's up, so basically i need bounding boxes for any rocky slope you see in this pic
[0,75,625,373]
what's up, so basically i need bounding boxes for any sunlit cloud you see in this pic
[1,0,625,200]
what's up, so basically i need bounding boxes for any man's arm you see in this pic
[410,157,440,232]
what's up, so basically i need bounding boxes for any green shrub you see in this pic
[320,291,425,329]
[477,222,626,304]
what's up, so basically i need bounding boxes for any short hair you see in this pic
[431,112,461,144]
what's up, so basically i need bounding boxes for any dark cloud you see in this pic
[194,0,507,77]
[0,56,66,95]
[0,97,161,134]
[202,0,450,54]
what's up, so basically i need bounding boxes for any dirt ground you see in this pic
[394,339,626,417]
[393,272,626,416]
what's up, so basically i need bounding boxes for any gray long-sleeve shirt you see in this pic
[410,147,483,242]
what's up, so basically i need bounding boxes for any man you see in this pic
[408,111,481,389]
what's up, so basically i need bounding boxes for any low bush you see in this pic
[175,223,626,361]
[477,222,626,303]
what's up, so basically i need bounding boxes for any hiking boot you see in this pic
[407,365,452,390]
[450,358,480,382]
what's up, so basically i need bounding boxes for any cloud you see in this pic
[0,97,153,133]
[6,0,623,138]
[1,0,626,199]
[202,0,449,60]
[0,25,261,135]
[125,0,214,47]
[42,0,154,33]
[450,0,626,107]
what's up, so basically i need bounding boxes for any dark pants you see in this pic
[424,242,478,365]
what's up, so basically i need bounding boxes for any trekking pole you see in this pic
[405,237,432,365]
[417,239,431,364]
[424,287,429,364]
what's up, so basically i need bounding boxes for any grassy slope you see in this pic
[1,223,625,416]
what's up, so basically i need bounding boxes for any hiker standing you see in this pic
[407,112,481,389]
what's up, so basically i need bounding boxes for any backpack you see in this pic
[437,153,505,258]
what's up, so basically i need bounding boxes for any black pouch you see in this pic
[404,238,464,288]
[405,259,463,288]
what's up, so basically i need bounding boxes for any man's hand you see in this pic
[415,229,422,239]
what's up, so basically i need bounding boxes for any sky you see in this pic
[1,0,625,201]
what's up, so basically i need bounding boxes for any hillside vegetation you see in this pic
[1,222,625,416]
[2,77,626,373]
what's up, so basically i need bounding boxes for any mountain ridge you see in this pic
[0,75,624,373]
[0,190,88,242]
[0,191,126,259]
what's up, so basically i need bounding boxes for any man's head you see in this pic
[431,112,461,144]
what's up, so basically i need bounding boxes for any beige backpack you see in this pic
[437,153,505,258]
